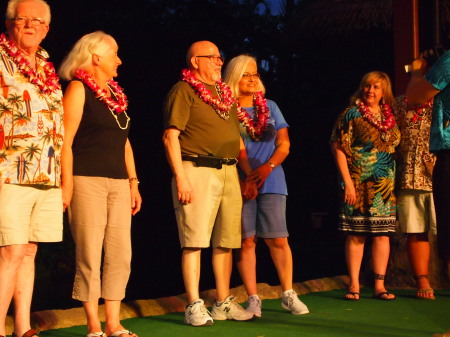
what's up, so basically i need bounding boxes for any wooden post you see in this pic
[393,0,419,95]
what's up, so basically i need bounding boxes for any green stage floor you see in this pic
[33,288,450,337]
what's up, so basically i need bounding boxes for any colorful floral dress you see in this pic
[330,105,401,234]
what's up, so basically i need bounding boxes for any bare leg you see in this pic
[182,248,201,303]
[372,236,395,299]
[407,233,433,298]
[104,300,137,337]
[264,237,293,291]
[0,244,28,336]
[12,243,38,336]
[83,301,102,335]
[237,236,258,296]
[345,235,366,300]
[212,247,232,302]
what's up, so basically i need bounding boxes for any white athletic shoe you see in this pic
[281,290,309,315]
[184,299,214,326]
[211,295,255,321]
[246,295,262,317]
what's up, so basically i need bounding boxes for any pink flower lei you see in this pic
[0,33,60,95]
[74,69,128,113]
[237,91,270,141]
[181,68,234,119]
[355,99,396,132]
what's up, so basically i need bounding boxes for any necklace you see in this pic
[107,86,130,130]
[355,99,396,132]
[74,69,128,113]
[237,91,270,141]
[0,33,60,95]
[181,68,234,119]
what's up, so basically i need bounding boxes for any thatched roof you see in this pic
[292,0,392,34]
[288,0,450,38]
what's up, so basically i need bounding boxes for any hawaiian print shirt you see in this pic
[0,44,63,187]
[393,95,435,191]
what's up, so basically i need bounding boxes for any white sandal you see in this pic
[86,333,105,337]
[108,331,134,337]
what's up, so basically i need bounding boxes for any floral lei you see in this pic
[0,33,60,95]
[181,68,234,119]
[404,96,433,122]
[237,91,270,141]
[74,69,128,113]
[355,99,396,132]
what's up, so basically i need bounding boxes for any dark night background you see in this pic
[1,0,445,311]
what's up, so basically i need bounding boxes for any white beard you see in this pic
[211,71,221,82]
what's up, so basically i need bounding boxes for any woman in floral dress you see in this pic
[330,71,400,301]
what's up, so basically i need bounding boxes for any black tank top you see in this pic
[72,82,129,179]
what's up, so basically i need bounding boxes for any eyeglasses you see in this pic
[242,73,261,79]
[11,16,46,26]
[195,55,225,63]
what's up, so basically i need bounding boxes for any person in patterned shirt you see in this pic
[0,1,63,337]
[407,55,450,337]
[393,94,436,300]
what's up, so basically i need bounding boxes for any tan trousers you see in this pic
[68,176,132,301]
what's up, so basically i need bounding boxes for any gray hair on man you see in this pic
[5,0,51,24]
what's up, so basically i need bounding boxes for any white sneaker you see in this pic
[211,295,255,321]
[281,290,309,315]
[246,295,262,317]
[184,299,214,326]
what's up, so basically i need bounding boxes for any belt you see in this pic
[182,155,238,169]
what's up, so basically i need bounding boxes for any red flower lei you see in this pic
[0,33,60,95]
[181,68,234,119]
[355,99,396,131]
[404,96,433,122]
[74,69,128,113]
[237,91,270,141]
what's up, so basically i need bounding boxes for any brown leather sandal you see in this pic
[415,275,435,300]
[12,329,39,337]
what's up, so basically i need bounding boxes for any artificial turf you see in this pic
[33,288,450,337]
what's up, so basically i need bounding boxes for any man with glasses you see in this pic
[0,1,63,337]
[163,41,254,326]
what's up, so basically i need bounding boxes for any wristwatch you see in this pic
[268,161,275,169]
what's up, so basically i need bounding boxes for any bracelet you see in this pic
[129,177,140,184]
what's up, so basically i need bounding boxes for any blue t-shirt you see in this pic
[239,99,289,195]
[425,50,450,152]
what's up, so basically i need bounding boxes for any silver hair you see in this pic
[6,0,51,24]
[223,54,266,98]
[58,31,117,81]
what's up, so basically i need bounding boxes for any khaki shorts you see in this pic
[397,189,437,234]
[0,184,63,246]
[172,161,242,249]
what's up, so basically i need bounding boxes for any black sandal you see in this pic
[345,291,360,301]
[374,291,396,300]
